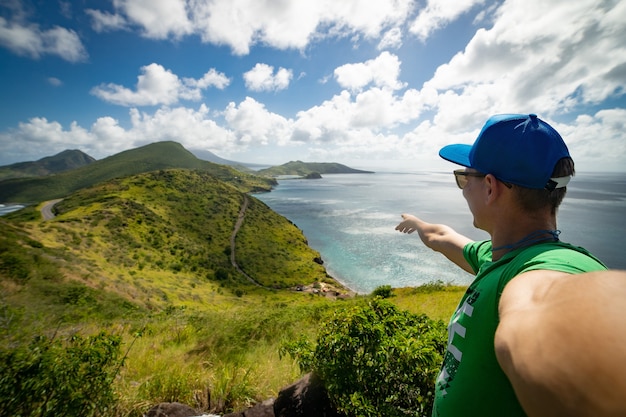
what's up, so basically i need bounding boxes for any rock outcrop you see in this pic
[144,373,339,417]
[144,402,201,417]
[273,373,339,417]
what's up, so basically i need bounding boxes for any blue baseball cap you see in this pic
[439,114,571,190]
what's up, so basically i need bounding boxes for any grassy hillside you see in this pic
[0,168,463,416]
[258,161,374,177]
[4,169,336,310]
[0,141,275,203]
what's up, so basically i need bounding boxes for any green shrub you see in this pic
[371,284,394,298]
[413,280,447,293]
[0,332,123,417]
[0,252,31,282]
[282,298,446,417]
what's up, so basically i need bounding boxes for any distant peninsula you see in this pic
[257,161,374,178]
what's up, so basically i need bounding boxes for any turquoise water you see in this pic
[0,204,25,215]
[255,171,626,293]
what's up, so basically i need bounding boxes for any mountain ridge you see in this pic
[0,141,276,203]
[0,149,96,180]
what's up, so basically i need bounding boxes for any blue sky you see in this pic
[0,0,624,172]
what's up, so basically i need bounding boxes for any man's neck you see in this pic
[490,217,558,261]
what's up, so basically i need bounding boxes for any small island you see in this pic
[258,161,374,178]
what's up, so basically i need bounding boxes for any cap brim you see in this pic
[439,144,472,167]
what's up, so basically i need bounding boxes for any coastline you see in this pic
[0,203,25,216]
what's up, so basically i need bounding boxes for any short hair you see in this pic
[512,157,575,214]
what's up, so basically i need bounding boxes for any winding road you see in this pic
[41,199,63,220]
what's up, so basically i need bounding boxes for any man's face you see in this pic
[461,169,487,231]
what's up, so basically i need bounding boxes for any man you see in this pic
[396,114,626,416]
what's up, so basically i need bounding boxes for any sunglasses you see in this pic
[453,169,485,189]
[453,169,514,189]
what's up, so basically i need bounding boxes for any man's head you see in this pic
[439,114,571,191]
[439,114,574,214]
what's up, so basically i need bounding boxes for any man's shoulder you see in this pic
[506,241,607,274]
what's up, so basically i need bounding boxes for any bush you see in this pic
[0,252,31,282]
[0,332,123,417]
[282,298,446,417]
[371,284,394,298]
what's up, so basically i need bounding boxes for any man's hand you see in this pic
[395,213,420,233]
[395,213,474,273]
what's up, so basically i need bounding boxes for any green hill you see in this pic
[0,141,276,203]
[257,160,374,177]
[0,149,96,181]
[2,168,337,310]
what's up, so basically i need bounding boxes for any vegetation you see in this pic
[0,165,464,416]
[0,332,122,417]
[257,160,374,177]
[282,298,446,417]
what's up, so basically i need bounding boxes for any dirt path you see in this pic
[41,199,63,220]
[230,195,265,288]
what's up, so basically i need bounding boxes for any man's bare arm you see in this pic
[495,269,626,417]
[395,213,474,273]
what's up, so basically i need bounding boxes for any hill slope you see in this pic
[0,149,96,180]
[258,161,374,177]
[2,169,337,313]
[0,141,276,203]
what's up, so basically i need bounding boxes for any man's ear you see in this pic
[484,174,501,204]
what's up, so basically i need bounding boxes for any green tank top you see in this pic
[432,240,606,417]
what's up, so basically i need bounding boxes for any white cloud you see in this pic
[86,9,129,32]
[48,77,62,86]
[186,68,230,90]
[378,27,403,50]
[243,64,293,92]
[59,1,73,19]
[224,97,292,146]
[0,16,87,62]
[334,51,407,92]
[410,0,485,41]
[554,108,626,172]
[289,82,435,147]
[91,63,230,106]
[86,0,415,55]
[422,0,626,132]
[0,117,93,163]
[128,105,237,151]
[0,106,238,163]
[105,0,192,39]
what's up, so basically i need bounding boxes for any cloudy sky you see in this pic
[0,0,624,172]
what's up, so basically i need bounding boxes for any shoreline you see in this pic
[0,203,25,216]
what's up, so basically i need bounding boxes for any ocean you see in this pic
[0,204,25,216]
[254,171,626,294]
